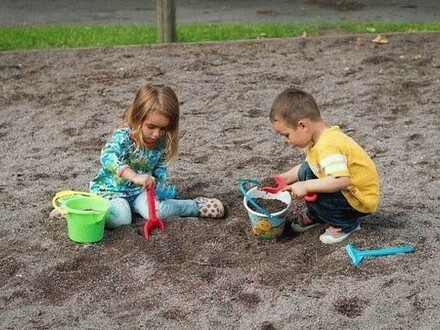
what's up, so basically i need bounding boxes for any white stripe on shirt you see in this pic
[324,163,348,175]
[320,154,347,168]
[320,154,348,175]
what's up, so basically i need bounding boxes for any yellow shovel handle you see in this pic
[51,190,98,215]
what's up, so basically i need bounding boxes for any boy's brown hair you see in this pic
[270,88,321,126]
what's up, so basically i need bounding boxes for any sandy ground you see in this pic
[1,32,440,328]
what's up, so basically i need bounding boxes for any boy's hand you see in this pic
[285,181,310,199]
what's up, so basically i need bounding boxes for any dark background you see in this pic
[1,0,439,27]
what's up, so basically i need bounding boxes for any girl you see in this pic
[89,84,224,228]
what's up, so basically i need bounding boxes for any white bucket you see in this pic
[243,187,291,239]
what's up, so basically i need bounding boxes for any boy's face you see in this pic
[272,119,311,148]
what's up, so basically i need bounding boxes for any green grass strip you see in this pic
[1,22,439,51]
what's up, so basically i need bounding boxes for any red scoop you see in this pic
[143,185,165,239]
[260,176,317,202]
[259,176,287,193]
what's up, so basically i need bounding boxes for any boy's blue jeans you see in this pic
[298,162,369,232]
[104,191,198,229]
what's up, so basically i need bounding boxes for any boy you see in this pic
[270,88,379,244]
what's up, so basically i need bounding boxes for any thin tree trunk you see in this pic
[157,0,176,43]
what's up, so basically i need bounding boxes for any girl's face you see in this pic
[142,111,170,147]
[272,119,310,148]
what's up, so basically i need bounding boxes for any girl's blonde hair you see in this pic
[121,84,179,161]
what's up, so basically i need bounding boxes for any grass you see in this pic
[1,22,439,51]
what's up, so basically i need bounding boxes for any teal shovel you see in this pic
[345,242,414,266]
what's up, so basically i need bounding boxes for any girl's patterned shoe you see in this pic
[195,197,224,219]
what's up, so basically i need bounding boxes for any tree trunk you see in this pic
[157,0,176,43]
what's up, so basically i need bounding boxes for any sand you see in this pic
[1,32,439,328]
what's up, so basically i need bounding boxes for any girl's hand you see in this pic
[133,174,155,189]
[119,166,156,189]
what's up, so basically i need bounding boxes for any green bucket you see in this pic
[52,191,110,243]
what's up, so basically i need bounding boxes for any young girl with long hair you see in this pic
[89,84,224,228]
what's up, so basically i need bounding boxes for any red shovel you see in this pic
[260,176,317,202]
[143,185,165,239]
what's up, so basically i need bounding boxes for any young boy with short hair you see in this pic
[270,88,379,244]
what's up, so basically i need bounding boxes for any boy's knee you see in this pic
[298,162,316,181]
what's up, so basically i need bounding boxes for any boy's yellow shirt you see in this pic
[306,126,379,213]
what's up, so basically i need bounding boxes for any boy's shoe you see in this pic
[319,224,361,244]
[291,212,320,233]
[195,197,224,219]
